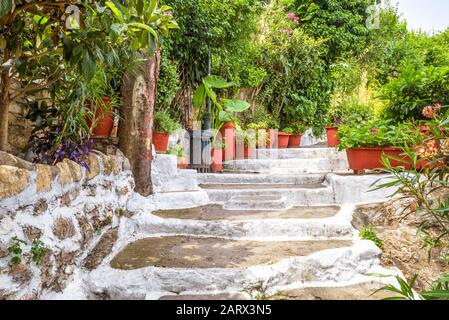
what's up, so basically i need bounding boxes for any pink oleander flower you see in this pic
[286,12,300,25]
[281,28,293,36]
[370,129,377,134]
[423,105,435,118]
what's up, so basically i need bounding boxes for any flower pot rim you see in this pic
[153,130,170,135]
[326,126,338,130]
[347,146,403,151]
[278,132,293,136]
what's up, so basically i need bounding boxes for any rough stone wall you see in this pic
[0,151,135,300]
[353,199,448,291]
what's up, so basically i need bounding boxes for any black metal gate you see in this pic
[186,130,212,173]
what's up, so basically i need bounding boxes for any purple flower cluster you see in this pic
[287,12,300,25]
[28,128,94,171]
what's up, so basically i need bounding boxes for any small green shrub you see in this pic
[360,225,383,249]
[154,110,180,134]
[8,236,27,265]
[166,144,185,157]
[31,240,47,266]
[282,127,294,134]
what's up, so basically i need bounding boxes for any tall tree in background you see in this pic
[160,0,262,129]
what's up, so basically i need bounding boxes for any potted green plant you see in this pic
[288,123,306,148]
[153,110,180,153]
[338,120,419,174]
[166,144,188,169]
[235,129,256,159]
[279,127,293,149]
[247,121,270,149]
[86,68,120,138]
[211,140,225,172]
[193,75,250,161]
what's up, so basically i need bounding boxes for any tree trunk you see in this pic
[0,71,11,152]
[119,51,161,196]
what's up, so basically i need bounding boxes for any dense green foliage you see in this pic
[154,109,180,134]
[285,0,375,62]
[337,119,418,149]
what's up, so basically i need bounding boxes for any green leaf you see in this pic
[80,51,96,82]
[223,99,251,113]
[111,23,127,35]
[422,290,449,299]
[203,75,233,89]
[0,0,13,17]
[127,23,158,42]
[136,0,144,16]
[106,1,124,23]
[148,0,158,16]
[193,84,206,109]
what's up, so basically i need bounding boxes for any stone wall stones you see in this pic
[0,150,135,300]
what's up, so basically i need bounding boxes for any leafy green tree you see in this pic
[0,0,176,151]
[160,0,263,128]
[287,0,376,62]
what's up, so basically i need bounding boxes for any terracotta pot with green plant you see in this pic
[86,69,120,139]
[278,128,293,149]
[211,140,225,172]
[338,120,420,174]
[153,110,180,153]
[166,144,188,169]
[288,123,306,148]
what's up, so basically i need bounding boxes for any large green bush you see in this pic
[379,59,449,121]
[258,5,333,134]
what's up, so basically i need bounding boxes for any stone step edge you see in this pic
[86,241,385,300]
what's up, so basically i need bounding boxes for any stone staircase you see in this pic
[84,146,403,300]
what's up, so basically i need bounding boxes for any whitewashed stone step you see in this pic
[256,147,348,160]
[223,195,289,211]
[87,240,393,300]
[197,173,325,185]
[223,158,349,174]
[202,184,335,206]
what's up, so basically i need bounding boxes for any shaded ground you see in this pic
[153,205,340,221]
[110,236,351,270]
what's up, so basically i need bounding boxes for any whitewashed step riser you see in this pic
[86,241,387,300]
[197,173,326,185]
[256,148,347,160]
[205,188,335,206]
[223,196,289,211]
[223,158,349,174]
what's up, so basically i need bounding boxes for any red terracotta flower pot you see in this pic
[178,157,188,169]
[86,96,114,138]
[326,127,340,148]
[288,134,302,148]
[346,147,412,172]
[244,146,255,159]
[257,129,268,149]
[152,131,170,153]
[278,133,290,149]
[220,122,236,161]
[211,148,223,172]
[268,129,276,149]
